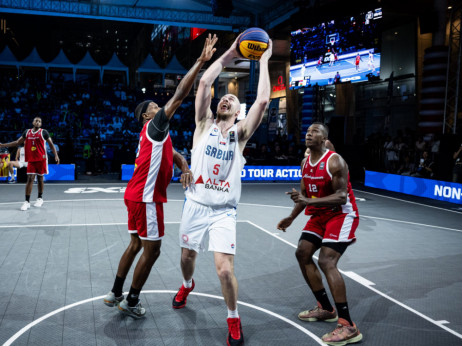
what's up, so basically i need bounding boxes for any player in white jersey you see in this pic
[7,146,27,183]
[172,35,272,345]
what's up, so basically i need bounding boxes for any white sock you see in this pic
[227,308,239,318]
[183,278,193,288]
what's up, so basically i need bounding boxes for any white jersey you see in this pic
[186,122,245,208]
[19,147,25,163]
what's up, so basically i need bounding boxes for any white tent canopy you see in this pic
[102,53,129,85]
[0,46,19,67]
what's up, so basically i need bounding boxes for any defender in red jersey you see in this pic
[103,34,218,319]
[0,117,59,211]
[277,123,362,346]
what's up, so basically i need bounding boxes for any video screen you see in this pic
[289,8,382,88]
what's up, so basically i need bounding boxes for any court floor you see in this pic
[0,181,461,345]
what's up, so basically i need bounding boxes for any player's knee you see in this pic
[181,249,196,263]
[317,255,336,272]
[128,240,142,253]
[295,247,311,264]
[217,267,233,283]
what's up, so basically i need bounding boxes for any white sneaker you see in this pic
[103,291,124,307]
[34,198,44,207]
[118,299,146,319]
[20,201,30,211]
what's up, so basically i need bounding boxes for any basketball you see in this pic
[237,28,269,60]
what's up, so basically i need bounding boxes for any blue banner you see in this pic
[0,164,75,181]
[121,165,302,182]
[365,170,462,204]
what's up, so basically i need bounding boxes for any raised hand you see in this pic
[198,33,218,62]
[260,39,272,62]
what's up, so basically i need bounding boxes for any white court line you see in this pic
[0,198,124,206]
[244,220,462,340]
[0,220,253,229]
[3,291,323,346]
[360,215,462,233]
[354,188,462,214]
[0,198,186,206]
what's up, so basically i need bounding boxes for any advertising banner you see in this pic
[365,170,462,204]
[121,165,302,182]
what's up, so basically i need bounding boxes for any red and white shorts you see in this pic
[27,160,48,176]
[303,211,359,244]
[125,199,164,241]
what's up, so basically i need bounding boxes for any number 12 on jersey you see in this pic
[308,184,318,193]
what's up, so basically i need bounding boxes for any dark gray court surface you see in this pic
[0,181,461,345]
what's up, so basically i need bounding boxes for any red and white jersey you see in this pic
[186,122,245,208]
[302,150,358,216]
[24,129,46,162]
[124,119,173,203]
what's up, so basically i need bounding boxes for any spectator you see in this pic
[397,155,415,176]
[453,143,462,183]
[412,151,434,178]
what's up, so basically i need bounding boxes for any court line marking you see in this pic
[0,221,257,229]
[2,182,460,212]
[354,188,462,214]
[3,200,461,234]
[244,220,462,340]
[2,216,461,341]
[3,291,323,346]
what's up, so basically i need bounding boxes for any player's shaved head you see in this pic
[311,122,329,137]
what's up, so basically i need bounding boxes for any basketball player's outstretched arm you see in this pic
[195,34,242,131]
[163,34,218,120]
[173,149,194,188]
[0,136,25,148]
[238,40,272,146]
[287,155,349,207]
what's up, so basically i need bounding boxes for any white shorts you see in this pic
[179,198,237,255]
[19,162,28,168]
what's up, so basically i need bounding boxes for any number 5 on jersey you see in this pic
[213,164,220,175]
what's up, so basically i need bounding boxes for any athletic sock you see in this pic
[127,286,141,307]
[38,192,43,199]
[313,288,334,312]
[26,195,30,202]
[183,278,193,288]
[111,275,125,298]
[227,308,239,318]
[335,302,353,326]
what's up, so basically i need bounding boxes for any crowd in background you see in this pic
[1,73,461,183]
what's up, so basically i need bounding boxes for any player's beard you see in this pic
[216,110,234,121]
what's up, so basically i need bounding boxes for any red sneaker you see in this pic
[172,279,195,309]
[227,317,244,346]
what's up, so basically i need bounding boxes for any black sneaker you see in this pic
[172,279,195,309]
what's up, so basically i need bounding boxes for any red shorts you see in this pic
[303,211,359,243]
[125,199,164,241]
[27,160,48,175]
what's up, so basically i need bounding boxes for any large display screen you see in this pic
[290,8,382,88]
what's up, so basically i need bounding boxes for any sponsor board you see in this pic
[122,165,302,181]
[365,170,462,204]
